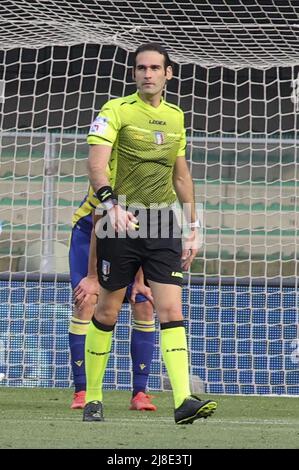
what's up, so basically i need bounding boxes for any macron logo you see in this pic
[74,360,84,367]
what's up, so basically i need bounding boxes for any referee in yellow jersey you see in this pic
[83,43,217,424]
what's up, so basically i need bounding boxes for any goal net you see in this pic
[0,0,299,395]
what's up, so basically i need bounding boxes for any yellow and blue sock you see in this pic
[85,316,114,403]
[69,316,90,392]
[131,319,155,397]
[161,321,191,409]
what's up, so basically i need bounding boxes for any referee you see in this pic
[83,43,217,424]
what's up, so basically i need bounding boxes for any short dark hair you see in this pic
[133,43,172,70]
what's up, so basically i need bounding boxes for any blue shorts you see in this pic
[69,222,148,303]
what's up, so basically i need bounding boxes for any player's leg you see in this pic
[146,281,189,404]
[83,286,126,421]
[69,225,95,409]
[126,286,156,411]
[84,286,125,393]
[142,208,217,424]
[148,280,217,424]
[83,234,140,422]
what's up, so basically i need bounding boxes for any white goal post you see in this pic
[0,0,299,395]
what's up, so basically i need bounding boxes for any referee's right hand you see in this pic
[107,205,138,232]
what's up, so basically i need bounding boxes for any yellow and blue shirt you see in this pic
[72,185,98,228]
[72,163,116,228]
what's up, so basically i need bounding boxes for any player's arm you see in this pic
[74,210,99,308]
[173,156,197,224]
[87,144,137,232]
[130,267,154,305]
[173,156,201,270]
[87,144,112,192]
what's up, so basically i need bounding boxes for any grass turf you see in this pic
[0,388,298,449]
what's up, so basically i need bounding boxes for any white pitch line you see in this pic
[2,416,296,427]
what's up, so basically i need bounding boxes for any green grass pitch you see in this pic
[0,388,298,449]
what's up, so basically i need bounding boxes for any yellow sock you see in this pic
[161,325,191,408]
[85,321,113,403]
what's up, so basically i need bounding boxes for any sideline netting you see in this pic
[0,1,298,394]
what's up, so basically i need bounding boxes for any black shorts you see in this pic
[96,207,183,291]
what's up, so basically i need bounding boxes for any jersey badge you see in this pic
[154,131,165,145]
[89,115,109,135]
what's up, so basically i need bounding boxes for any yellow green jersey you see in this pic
[87,92,186,208]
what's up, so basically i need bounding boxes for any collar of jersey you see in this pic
[135,92,164,112]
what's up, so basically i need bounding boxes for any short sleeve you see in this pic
[87,103,121,146]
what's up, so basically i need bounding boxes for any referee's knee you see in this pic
[157,305,183,323]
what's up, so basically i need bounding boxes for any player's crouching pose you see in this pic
[68,187,157,411]
[83,42,217,424]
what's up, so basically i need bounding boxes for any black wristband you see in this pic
[96,186,115,203]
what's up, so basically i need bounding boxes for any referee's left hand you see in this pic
[181,230,200,270]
